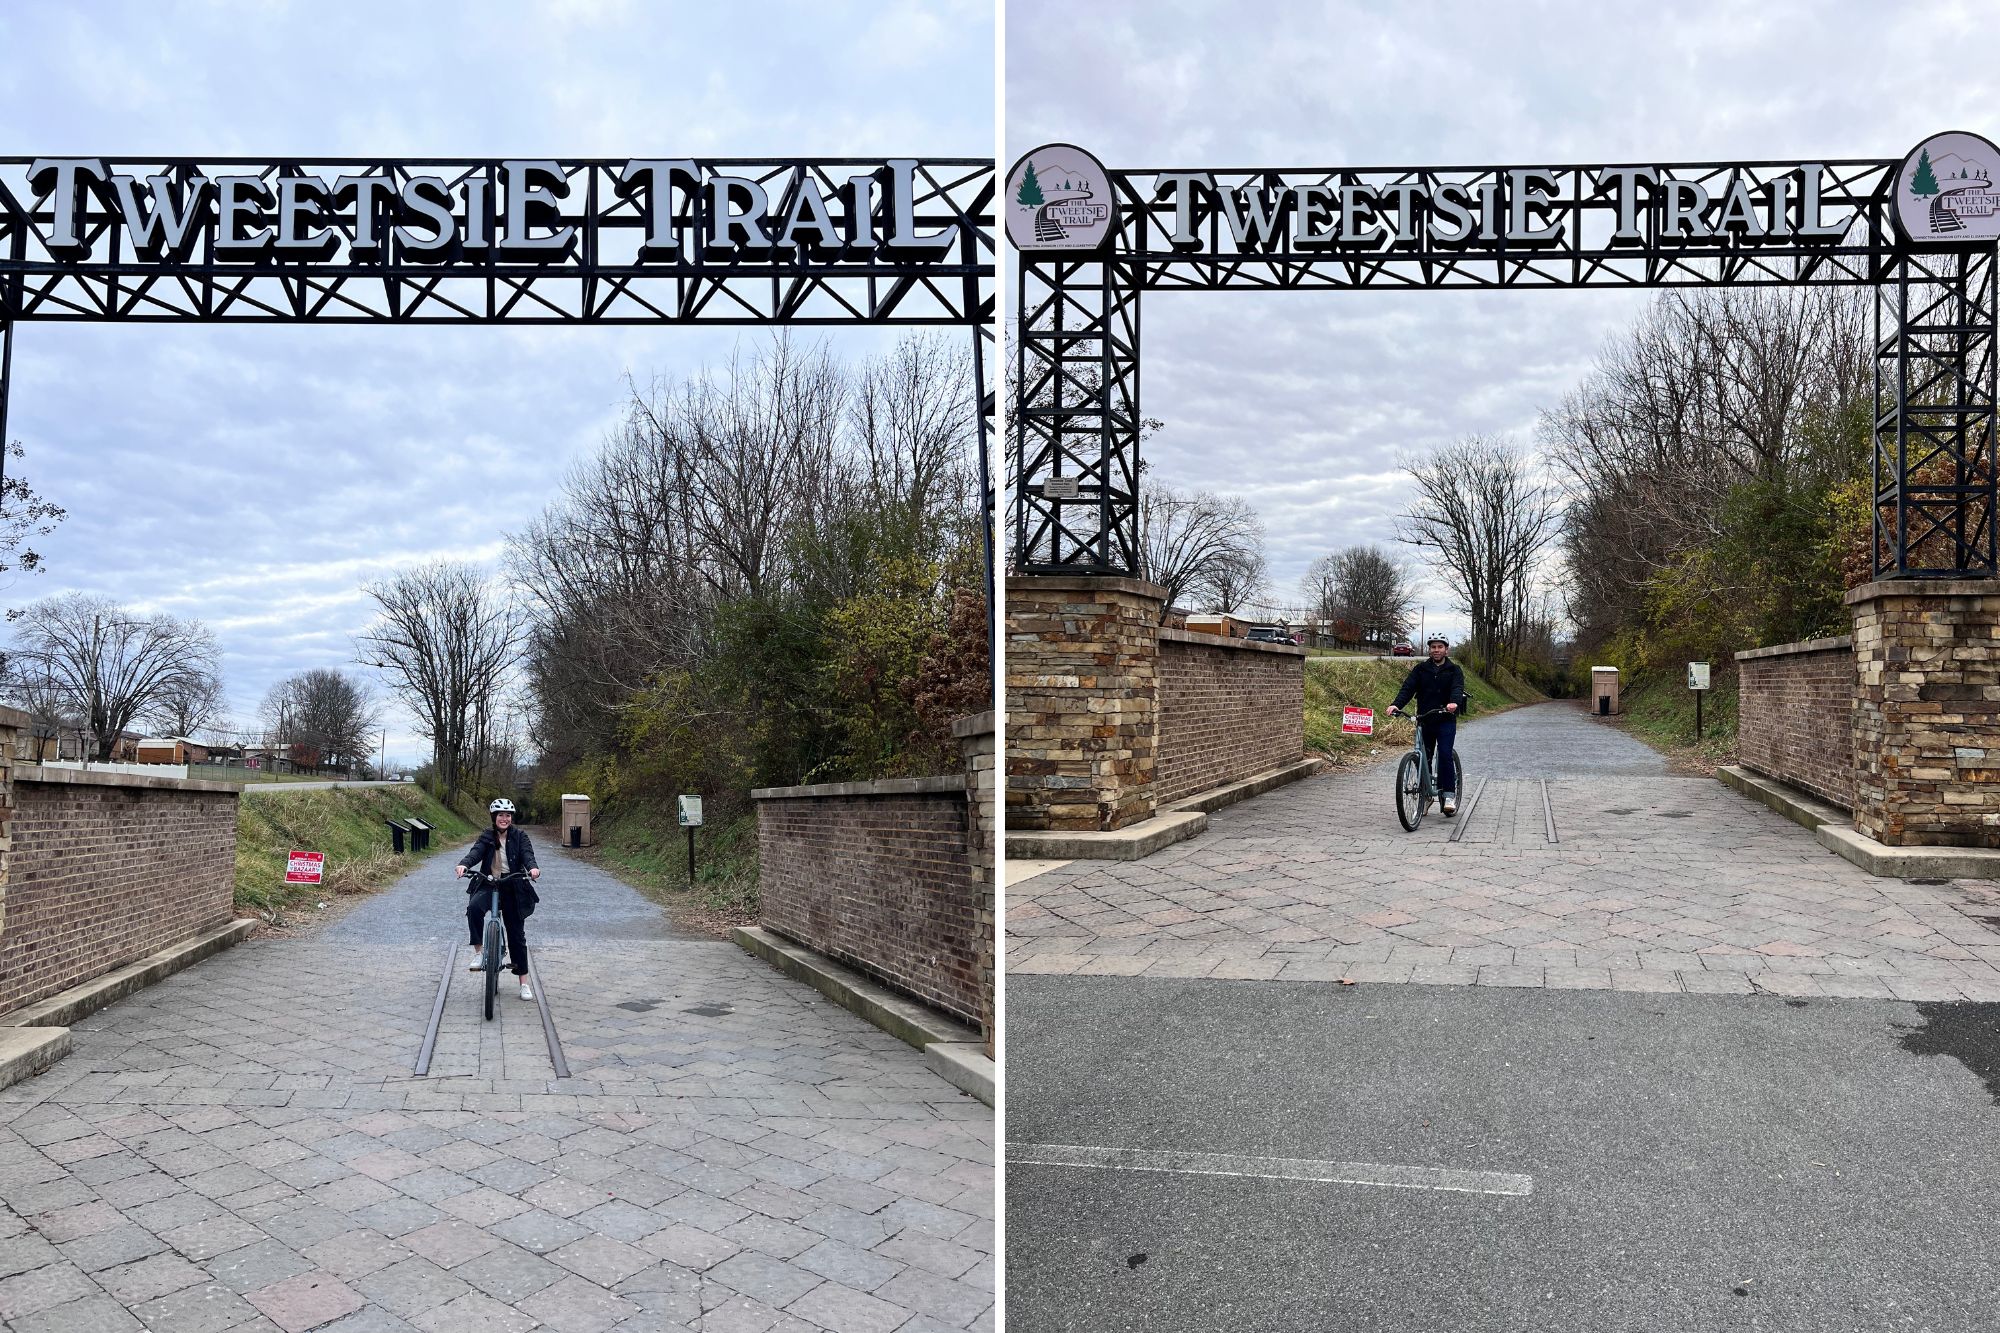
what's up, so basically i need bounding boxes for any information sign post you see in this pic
[677,795,704,883]
[1687,663,1712,738]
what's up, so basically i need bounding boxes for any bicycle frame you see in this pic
[1395,707,1452,800]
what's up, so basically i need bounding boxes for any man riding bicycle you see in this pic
[1387,635,1467,816]
[455,798,541,1000]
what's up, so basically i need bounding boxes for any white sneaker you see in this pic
[467,949,483,971]
[519,980,534,1001]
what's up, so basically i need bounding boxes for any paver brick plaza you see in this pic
[0,846,991,1333]
[1007,703,2000,1001]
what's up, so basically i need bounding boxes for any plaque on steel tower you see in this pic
[1894,131,2000,246]
[1005,144,1116,251]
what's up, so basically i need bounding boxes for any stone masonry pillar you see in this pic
[1849,579,2000,846]
[952,710,996,1056]
[1005,575,1165,832]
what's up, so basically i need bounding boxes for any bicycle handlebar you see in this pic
[1388,705,1456,721]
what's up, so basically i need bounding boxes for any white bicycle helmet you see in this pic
[489,798,516,814]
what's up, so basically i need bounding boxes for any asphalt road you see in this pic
[1006,976,2000,1332]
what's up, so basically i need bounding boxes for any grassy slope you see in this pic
[235,785,476,919]
[1305,656,1543,763]
[1608,666,1742,774]
[586,807,760,939]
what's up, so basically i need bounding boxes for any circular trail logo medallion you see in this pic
[1896,131,2000,245]
[1005,144,1116,251]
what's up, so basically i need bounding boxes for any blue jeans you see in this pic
[1421,716,1457,794]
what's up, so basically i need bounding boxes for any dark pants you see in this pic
[1421,715,1458,794]
[467,884,529,977]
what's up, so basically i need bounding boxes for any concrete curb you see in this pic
[1005,810,1207,862]
[1005,756,1327,862]
[0,918,258,1031]
[1814,824,2000,879]
[1167,757,1328,817]
[730,926,993,1106]
[922,1042,995,1105]
[1716,765,1847,832]
[1718,764,2000,879]
[0,1029,71,1090]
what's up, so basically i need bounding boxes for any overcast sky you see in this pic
[0,0,992,763]
[1008,0,2000,642]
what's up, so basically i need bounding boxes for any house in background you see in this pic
[135,738,212,765]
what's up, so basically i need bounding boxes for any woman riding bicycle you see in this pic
[1387,635,1467,816]
[455,798,542,1000]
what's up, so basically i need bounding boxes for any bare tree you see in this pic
[8,593,219,760]
[1398,437,1560,667]
[849,333,979,550]
[1198,547,1269,615]
[627,333,845,599]
[1302,545,1415,646]
[358,562,519,802]
[1137,482,1266,619]
[261,669,380,774]
[0,439,67,595]
[3,658,79,761]
[146,667,228,739]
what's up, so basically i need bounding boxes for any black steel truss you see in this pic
[1014,156,2000,580]
[0,155,995,544]
[1874,250,1999,578]
[0,157,992,326]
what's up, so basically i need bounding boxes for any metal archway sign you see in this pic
[1009,134,1998,581]
[0,154,998,614]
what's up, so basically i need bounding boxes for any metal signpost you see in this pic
[1006,134,2000,584]
[1687,662,1712,738]
[677,794,703,883]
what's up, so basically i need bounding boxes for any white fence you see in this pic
[32,760,191,780]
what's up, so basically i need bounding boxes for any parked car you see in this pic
[1391,642,1415,656]
[1246,626,1299,645]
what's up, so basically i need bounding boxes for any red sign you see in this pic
[284,851,325,885]
[1341,707,1374,735]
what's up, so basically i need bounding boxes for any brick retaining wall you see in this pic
[753,713,995,1034]
[1735,636,1855,811]
[0,767,239,1015]
[1156,629,1307,806]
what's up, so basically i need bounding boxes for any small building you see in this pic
[136,737,211,765]
[1183,613,1253,639]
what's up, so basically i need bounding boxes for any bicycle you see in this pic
[1387,706,1468,832]
[464,868,529,1020]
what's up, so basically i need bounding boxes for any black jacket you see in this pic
[459,825,539,910]
[1393,657,1469,716]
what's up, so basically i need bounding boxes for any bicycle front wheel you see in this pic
[483,918,501,1020]
[1395,753,1424,832]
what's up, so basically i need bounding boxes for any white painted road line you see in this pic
[1008,1143,1534,1197]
